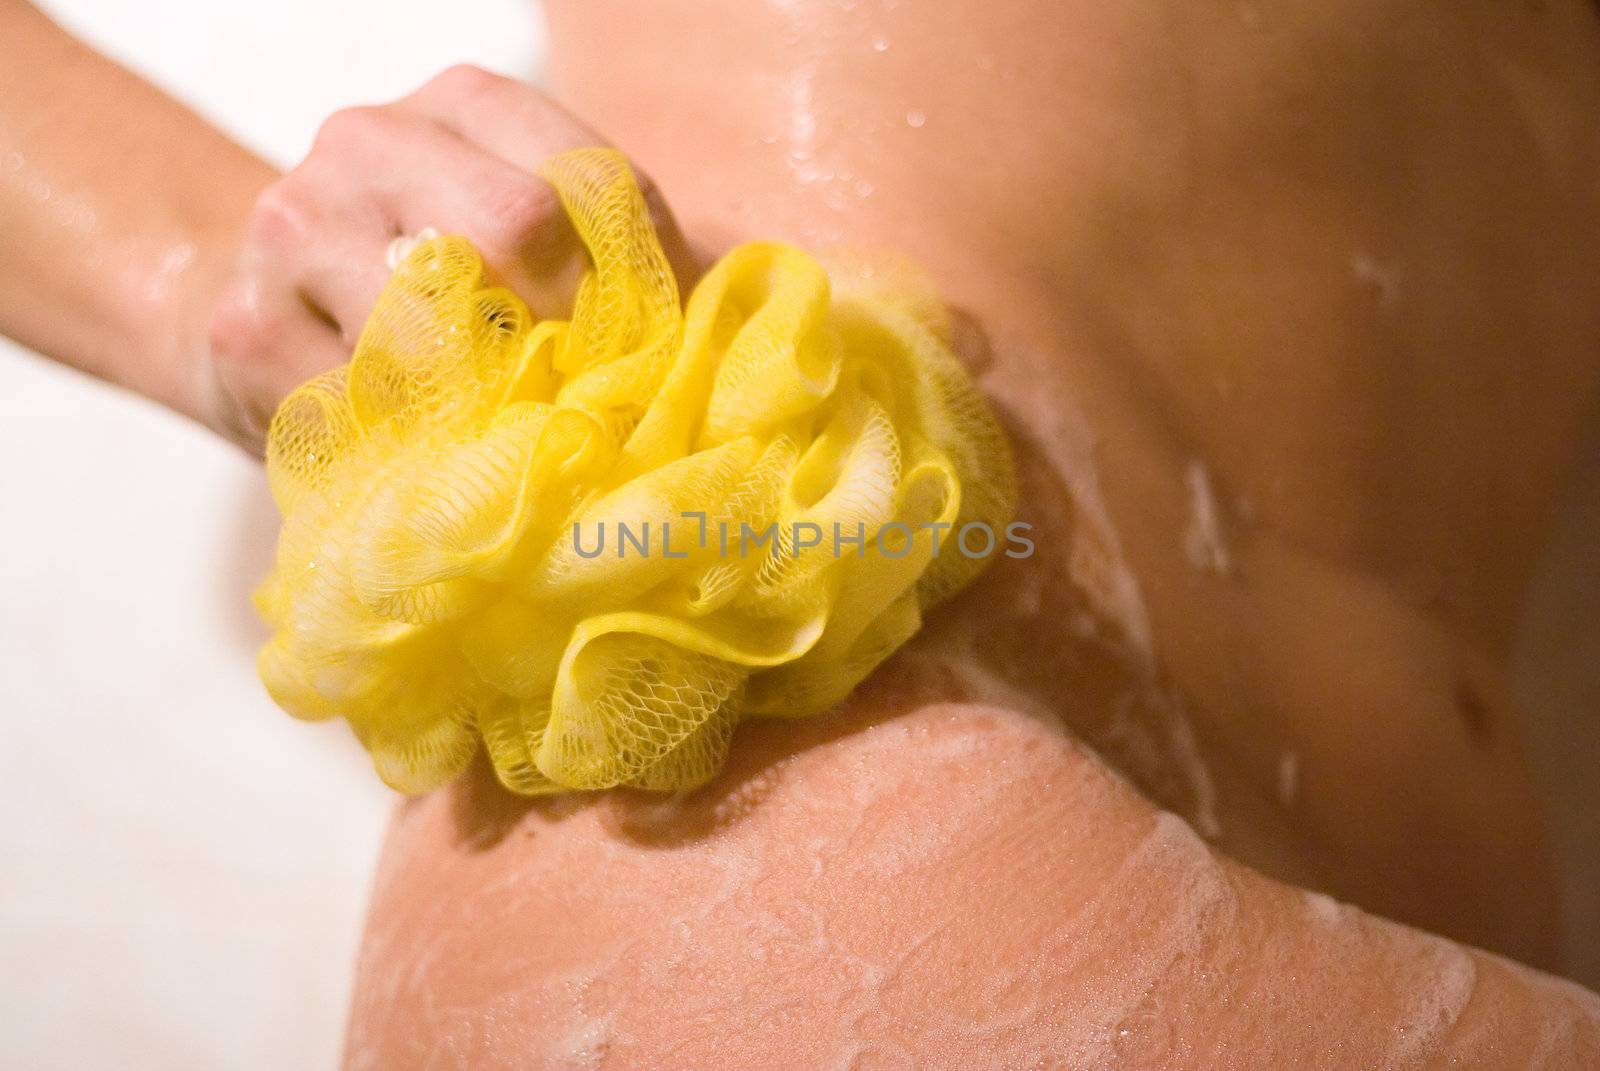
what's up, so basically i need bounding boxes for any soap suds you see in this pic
[1387,938,1477,1067]
[1277,751,1299,807]
[1182,460,1232,576]
[1301,889,1344,925]
[1351,251,1403,310]
[984,354,1234,841]
[985,372,1155,668]
[1159,694,1222,838]
[385,226,440,270]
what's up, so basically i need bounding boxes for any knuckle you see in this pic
[483,178,559,247]
[312,105,390,154]
[635,170,673,230]
[248,178,311,249]
[427,63,499,100]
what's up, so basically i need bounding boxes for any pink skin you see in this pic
[532,0,1600,963]
[205,66,699,451]
[2,0,1600,1064]
[349,0,1600,1061]
[0,5,691,452]
[348,690,1600,1069]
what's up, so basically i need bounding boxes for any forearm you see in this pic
[0,0,274,420]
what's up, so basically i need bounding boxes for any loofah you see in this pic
[255,147,1015,795]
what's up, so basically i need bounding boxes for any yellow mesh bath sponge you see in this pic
[255,147,1014,795]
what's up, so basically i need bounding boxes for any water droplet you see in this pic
[905,110,926,129]
[792,158,826,183]
[871,36,889,52]
[1113,1007,1173,1062]
[854,178,875,198]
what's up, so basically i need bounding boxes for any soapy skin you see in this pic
[349,694,1600,1069]
[548,0,1600,960]
[2,0,1600,1064]
[347,0,1600,1063]
[255,153,1017,797]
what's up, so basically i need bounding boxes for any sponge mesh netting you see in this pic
[255,146,1015,795]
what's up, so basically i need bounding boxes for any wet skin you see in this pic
[346,0,1600,1066]
[2,0,1598,1063]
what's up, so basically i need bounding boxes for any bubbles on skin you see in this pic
[771,718,1236,1067]
[1301,889,1344,925]
[1277,750,1299,807]
[355,701,1600,1069]
[1386,938,1478,1068]
[768,1,826,191]
[921,352,1222,834]
[408,975,615,1071]
[901,807,1238,1068]
[905,109,926,129]
[1281,885,1598,1069]
[2,150,97,235]
[983,365,1155,668]
[763,11,886,235]
[136,242,194,308]
[1113,993,1176,1065]
[1182,459,1232,577]
[1351,250,1403,310]
[1165,695,1222,838]
[1513,965,1600,1064]
[358,708,1125,1066]
[1092,684,1222,839]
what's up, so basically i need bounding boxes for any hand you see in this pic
[201,65,697,453]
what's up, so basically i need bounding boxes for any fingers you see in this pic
[206,64,703,453]
[402,66,702,292]
[311,105,584,316]
[247,163,394,346]
[239,99,583,339]
[399,63,607,170]
[205,274,348,452]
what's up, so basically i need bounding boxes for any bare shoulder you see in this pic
[346,691,1600,1070]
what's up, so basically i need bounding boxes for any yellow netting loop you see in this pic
[256,147,1015,795]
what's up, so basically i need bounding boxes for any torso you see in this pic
[348,9,1600,1056]
[538,0,1600,963]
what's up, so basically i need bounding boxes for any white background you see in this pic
[0,2,543,1068]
